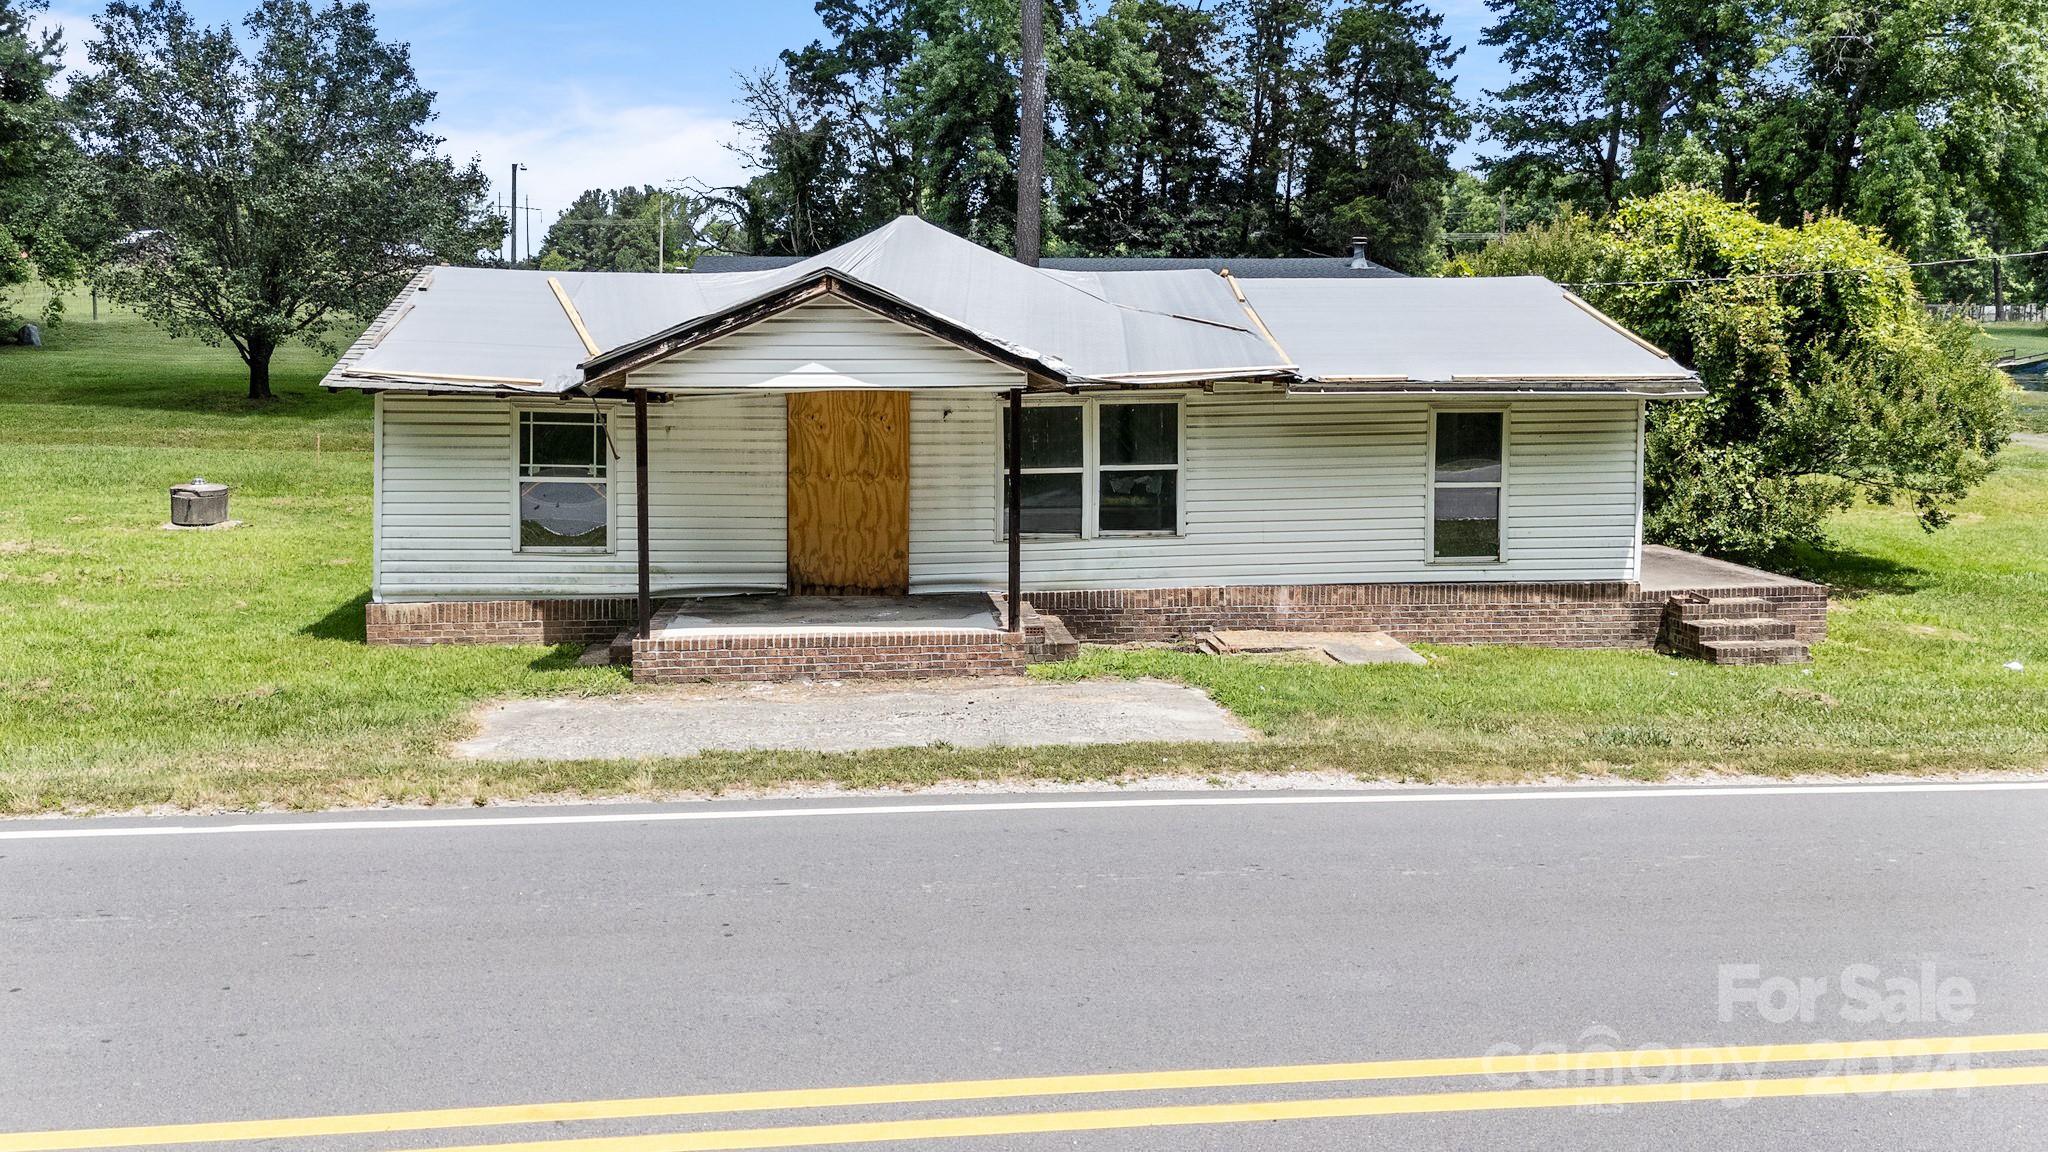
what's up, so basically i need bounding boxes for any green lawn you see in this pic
[1,312,2044,813]
[1980,320,2048,362]
[2017,387,2048,434]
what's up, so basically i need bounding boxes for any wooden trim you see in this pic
[548,276,602,356]
[1218,270,1293,366]
[1557,288,1674,358]
[342,369,547,387]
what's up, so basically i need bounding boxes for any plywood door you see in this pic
[786,390,911,594]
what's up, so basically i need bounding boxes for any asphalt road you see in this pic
[5,782,2048,1150]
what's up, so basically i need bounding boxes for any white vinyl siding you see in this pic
[909,392,1644,591]
[629,297,1023,393]
[375,393,785,600]
[371,297,1647,601]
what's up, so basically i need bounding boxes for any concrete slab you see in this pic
[1638,544,1813,592]
[453,678,1252,761]
[1200,628,1427,665]
[652,593,1000,636]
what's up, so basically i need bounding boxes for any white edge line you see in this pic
[4,782,2046,841]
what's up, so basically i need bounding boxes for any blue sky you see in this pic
[42,0,1508,232]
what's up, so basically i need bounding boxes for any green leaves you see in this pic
[731,0,1468,269]
[1477,0,2048,280]
[73,0,498,397]
[1469,188,2015,562]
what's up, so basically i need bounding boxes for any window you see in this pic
[1098,403,1179,533]
[1430,410,1504,561]
[1004,404,1085,535]
[1000,399,1181,538]
[516,410,609,550]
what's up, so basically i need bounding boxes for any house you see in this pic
[324,216,1825,679]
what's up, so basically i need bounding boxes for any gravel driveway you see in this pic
[453,678,1252,761]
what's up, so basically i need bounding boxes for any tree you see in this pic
[536,184,739,273]
[1222,0,1322,251]
[1295,0,1469,272]
[74,0,498,399]
[0,0,99,319]
[732,1,1469,262]
[1748,0,2048,269]
[1457,189,2014,561]
[1479,0,1636,210]
[1476,0,2048,284]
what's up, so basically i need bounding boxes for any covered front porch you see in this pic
[619,383,1034,649]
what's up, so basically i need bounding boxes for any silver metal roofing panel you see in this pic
[1237,276,1684,383]
[325,218,1695,397]
[342,267,589,391]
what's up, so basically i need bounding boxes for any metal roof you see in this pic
[324,215,1699,398]
[1237,276,1689,387]
[691,253,1406,278]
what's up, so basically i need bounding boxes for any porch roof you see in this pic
[321,216,1702,399]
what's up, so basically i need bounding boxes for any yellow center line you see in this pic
[3,1033,2044,1151]
[380,1064,2048,1152]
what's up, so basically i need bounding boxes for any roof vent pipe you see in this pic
[1348,237,1371,268]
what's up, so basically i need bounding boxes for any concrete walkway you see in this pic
[454,678,1252,760]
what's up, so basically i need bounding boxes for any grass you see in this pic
[2016,387,2048,434]
[1979,320,2048,362]
[1,311,2045,813]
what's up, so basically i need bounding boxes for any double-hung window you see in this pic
[1006,403,1086,536]
[1001,398,1181,538]
[516,410,610,551]
[1429,410,1505,561]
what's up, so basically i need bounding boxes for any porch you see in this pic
[625,592,1074,683]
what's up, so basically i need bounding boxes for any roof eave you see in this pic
[318,267,435,392]
[1290,376,1705,399]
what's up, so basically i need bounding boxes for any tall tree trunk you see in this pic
[246,336,275,401]
[1015,0,1047,266]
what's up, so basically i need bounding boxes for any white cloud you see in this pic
[34,7,97,90]
[440,90,750,244]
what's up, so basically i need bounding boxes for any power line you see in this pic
[1563,247,2048,290]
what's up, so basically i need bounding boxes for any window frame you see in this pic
[510,406,615,555]
[995,394,1185,541]
[1425,407,1508,564]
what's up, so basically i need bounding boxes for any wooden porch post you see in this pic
[634,388,652,639]
[1006,386,1022,632]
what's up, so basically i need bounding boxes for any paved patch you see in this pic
[453,678,1251,760]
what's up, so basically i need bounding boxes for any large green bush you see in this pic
[1452,189,2015,563]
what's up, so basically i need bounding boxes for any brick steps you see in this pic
[1697,637,1813,665]
[1662,595,1812,665]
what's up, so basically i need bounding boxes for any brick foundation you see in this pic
[365,579,1828,662]
[631,628,1028,683]
[1026,581,1828,650]
[365,598,636,646]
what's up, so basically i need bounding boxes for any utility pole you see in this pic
[1993,255,2006,323]
[657,187,665,274]
[509,163,526,266]
[1014,0,1046,266]
[524,195,532,264]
